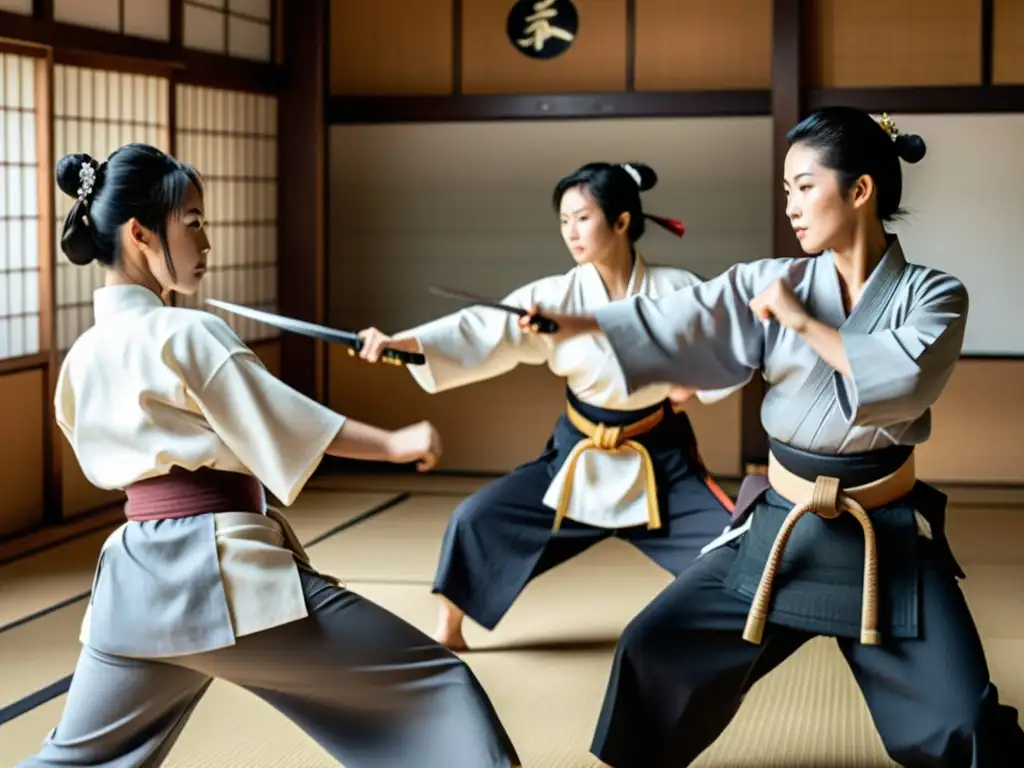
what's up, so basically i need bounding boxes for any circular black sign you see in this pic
[506,0,579,60]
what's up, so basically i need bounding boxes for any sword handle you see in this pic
[528,314,560,334]
[348,343,425,366]
[380,348,426,366]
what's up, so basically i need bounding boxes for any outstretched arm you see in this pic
[523,262,774,395]
[358,279,556,394]
[325,418,441,471]
[171,318,443,506]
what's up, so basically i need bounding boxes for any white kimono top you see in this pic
[57,284,346,656]
[395,252,742,529]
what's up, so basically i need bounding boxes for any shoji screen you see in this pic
[174,83,278,342]
[52,65,170,352]
[0,52,42,361]
[53,0,171,41]
[183,0,273,61]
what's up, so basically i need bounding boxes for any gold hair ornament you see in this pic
[878,113,899,140]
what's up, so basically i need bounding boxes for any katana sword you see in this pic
[428,286,560,334]
[205,298,426,366]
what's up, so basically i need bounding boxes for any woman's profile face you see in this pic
[559,184,623,265]
[124,181,210,298]
[783,142,859,255]
[164,182,210,295]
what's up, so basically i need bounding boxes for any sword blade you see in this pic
[204,299,426,366]
[428,285,528,316]
[206,299,360,346]
[427,285,560,334]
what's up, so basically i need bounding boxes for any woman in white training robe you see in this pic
[358,161,740,650]
[519,109,1024,768]
[18,144,520,768]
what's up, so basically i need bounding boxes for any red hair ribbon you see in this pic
[645,214,685,238]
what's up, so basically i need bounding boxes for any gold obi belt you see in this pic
[743,449,918,647]
[554,401,665,533]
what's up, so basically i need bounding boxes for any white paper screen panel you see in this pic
[124,0,172,41]
[53,0,171,41]
[876,113,1024,357]
[0,53,42,360]
[174,84,278,342]
[0,0,32,15]
[184,0,273,61]
[53,65,170,352]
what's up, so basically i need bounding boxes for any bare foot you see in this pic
[432,596,470,651]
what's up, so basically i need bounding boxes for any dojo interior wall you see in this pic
[325,116,770,478]
[325,116,1024,484]
[324,0,1024,484]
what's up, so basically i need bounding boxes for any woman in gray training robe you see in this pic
[18,144,520,768]
[518,107,1024,767]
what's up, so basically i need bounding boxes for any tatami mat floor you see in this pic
[1,474,1022,767]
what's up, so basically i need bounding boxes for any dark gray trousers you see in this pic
[432,457,732,631]
[590,540,1024,768]
[19,570,519,768]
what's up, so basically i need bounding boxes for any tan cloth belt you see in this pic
[556,403,664,532]
[742,450,918,647]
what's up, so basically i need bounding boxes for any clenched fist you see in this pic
[385,421,442,472]
[748,278,810,332]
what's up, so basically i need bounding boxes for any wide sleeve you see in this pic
[834,272,968,428]
[594,261,774,395]
[393,278,556,393]
[169,318,346,506]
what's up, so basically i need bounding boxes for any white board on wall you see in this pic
[328,116,774,332]
[882,113,1024,357]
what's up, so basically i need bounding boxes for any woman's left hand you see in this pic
[749,278,810,332]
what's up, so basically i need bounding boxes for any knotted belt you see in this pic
[742,450,918,647]
[555,402,664,532]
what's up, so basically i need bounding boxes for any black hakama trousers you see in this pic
[431,391,734,632]
[590,441,1024,768]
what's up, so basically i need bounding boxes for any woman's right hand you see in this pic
[385,421,442,472]
[357,327,420,364]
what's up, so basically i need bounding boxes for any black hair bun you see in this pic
[59,203,98,266]
[622,162,658,192]
[56,153,101,266]
[56,153,97,198]
[894,133,926,164]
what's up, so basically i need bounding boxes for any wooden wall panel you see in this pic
[461,0,626,94]
[806,0,982,87]
[330,0,453,95]
[993,0,1024,84]
[0,370,45,537]
[635,0,771,91]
